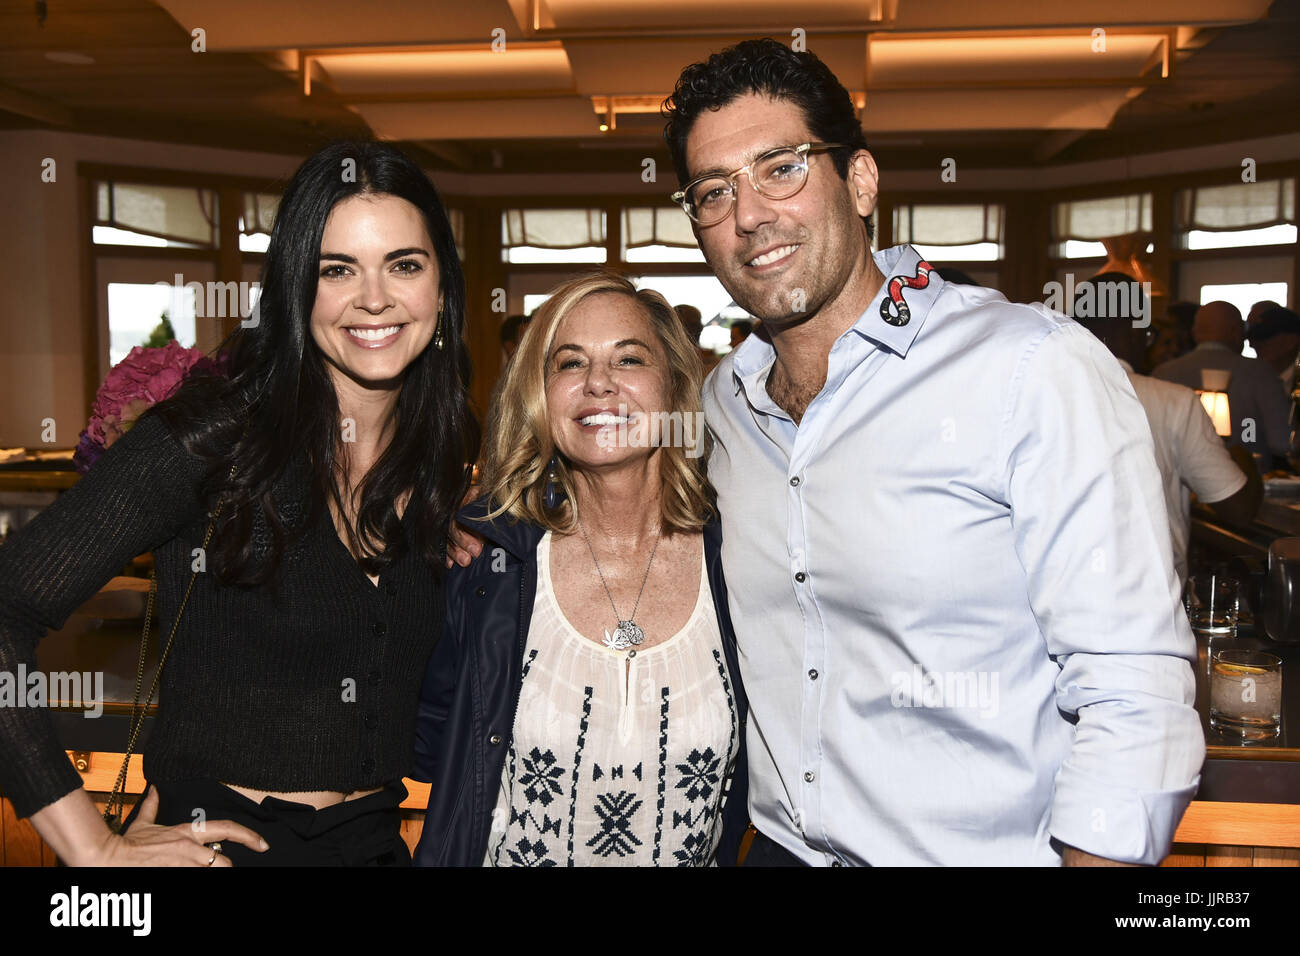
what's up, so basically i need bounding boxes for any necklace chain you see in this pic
[576,516,661,643]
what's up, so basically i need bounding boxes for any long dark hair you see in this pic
[152,140,479,586]
[662,38,873,241]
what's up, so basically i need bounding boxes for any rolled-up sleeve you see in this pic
[1001,321,1205,865]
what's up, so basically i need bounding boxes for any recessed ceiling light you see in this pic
[45,51,95,65]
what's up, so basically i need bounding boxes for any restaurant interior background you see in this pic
[1,0,1297,448]
[0,0,1298,866]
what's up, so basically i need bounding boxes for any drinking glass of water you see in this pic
[1210,649,1283,742]
[1184,573,1239,639]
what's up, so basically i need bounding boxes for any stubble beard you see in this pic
[725,267,835,332]
[712,246,824,327]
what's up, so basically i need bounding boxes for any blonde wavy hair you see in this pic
[480,270,715,534]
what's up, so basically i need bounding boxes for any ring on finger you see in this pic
[206,847,217,866]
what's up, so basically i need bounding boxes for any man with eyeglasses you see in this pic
[663,39,1204,866]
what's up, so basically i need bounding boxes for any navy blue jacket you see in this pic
[412,498,749,866]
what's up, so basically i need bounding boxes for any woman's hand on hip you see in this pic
[87,787,269,866]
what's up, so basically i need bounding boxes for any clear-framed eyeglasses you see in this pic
[671,142,848,226]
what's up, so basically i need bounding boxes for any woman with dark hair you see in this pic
[0,141,478,866]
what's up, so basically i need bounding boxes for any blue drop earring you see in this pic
[544,455,562,509]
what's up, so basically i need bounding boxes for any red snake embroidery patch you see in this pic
[879,259,934,327]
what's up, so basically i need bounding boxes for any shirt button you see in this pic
[475,586,487,598]
[489,734,502,745]
[789,476,801,487]
[361,758,376,775]
[364,713,378,730]
[832,860,843,867]
[804,771,815,783]
[808,669,819,680]
[372,621,386,637]
[795,572,807,583]
[367,670,381,686]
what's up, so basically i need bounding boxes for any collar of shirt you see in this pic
[728,244,943,420]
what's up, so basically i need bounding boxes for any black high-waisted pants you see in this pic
[121,779,411,867]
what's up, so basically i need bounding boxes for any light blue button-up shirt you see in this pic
[704,244,1205,866]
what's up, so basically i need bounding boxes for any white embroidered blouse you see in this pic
[485,531,739,867]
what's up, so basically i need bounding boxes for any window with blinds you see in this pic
[235,191,280,252]
[1175,178,1296,250]
[621,207,703,262]
[892,203,1003,261]
[1051,193,1152,259]
[502,208,607,263]
[94,182,218,248]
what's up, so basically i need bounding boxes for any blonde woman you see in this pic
[412,271,749,866]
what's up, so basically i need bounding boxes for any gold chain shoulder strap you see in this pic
[103,467,234,832]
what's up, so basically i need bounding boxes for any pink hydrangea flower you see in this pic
[74,341,222,473]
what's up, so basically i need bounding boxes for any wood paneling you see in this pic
[1172,800,1300,848]
[1,795,47,867]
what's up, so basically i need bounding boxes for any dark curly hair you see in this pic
[662,38,873,241]
[151,140,479,586]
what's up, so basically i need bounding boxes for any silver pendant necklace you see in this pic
[577,517,662,651]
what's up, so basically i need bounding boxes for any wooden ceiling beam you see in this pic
[414,141,478,171]
[0,81,74,126]
[1032,129,1092,163]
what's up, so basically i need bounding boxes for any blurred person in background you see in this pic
[1247,305,1300,394]
[1246,299,1282,339]
[675,302,721,373]
[1148,300,1198,367]
[1074,277,1261,586]
[500,313,531,364]
[729,319,754,350]
[1152,300,1291,468]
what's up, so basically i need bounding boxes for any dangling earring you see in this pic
[544,455,562,509]
[433,307,445,351]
